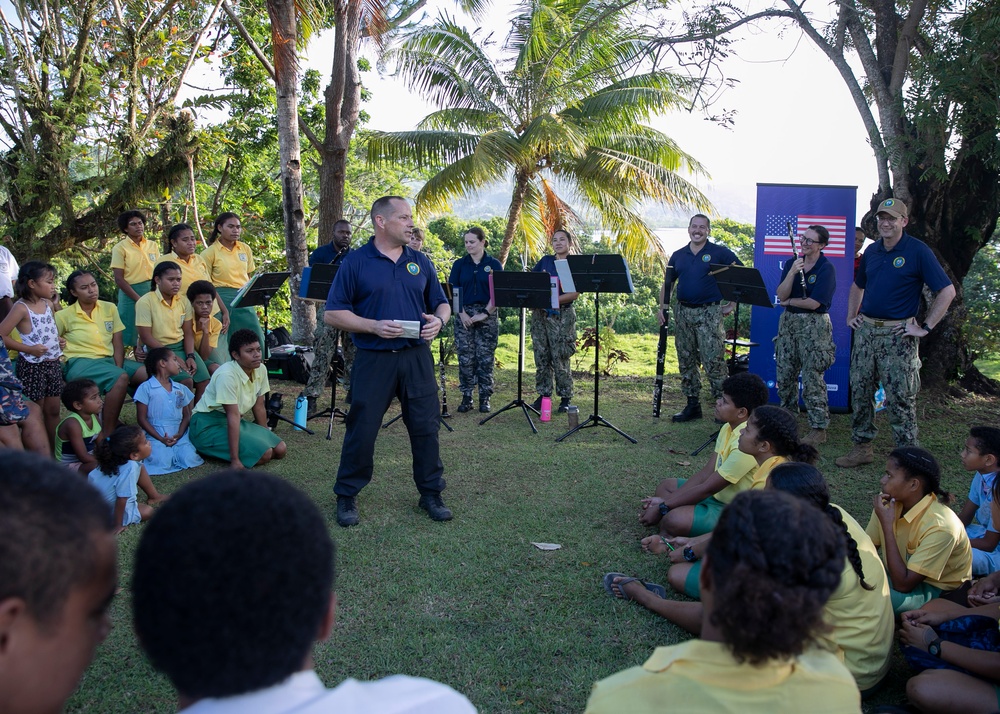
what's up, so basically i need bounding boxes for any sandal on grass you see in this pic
[603,572,667,600]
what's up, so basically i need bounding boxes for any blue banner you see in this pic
[748,183,856,412]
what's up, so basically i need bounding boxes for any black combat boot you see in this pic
[671,397,702,423]
[457,394,473,413]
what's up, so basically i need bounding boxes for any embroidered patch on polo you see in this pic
[407,262,420,275]
[893,257,905,268]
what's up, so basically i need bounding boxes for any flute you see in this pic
[786,221,808,294]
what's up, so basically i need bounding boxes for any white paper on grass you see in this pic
[531,542,562,550]
[554,259,576,293]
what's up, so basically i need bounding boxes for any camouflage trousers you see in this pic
[531,306,576,398]
[303,318,355,400]
[775,312,836,429]
[454,305,499,397]
[674,303,727,400]
[850,320,920,446]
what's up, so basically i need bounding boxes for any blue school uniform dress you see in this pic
[967,470,1000,575]
[134,377,204,475]
[88,460,141,527]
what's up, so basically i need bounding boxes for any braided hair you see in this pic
[749,405,819,464]
[769,462,875,591]
[706,489,845,665]
[889,446,953,504]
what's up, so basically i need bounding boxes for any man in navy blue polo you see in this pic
[836,197,955,468]
[659,214,741,422]
[325,197,452,526]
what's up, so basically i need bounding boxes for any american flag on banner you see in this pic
[762,215,848,257]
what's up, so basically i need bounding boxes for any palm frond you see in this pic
[367,130,482,167]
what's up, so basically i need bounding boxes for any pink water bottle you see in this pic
[540,396,552,422]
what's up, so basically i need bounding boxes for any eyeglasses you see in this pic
[799,236,820,246]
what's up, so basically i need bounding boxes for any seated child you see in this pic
[134,347,203,475]
[189,329,286,469]
[88,425,165,534]
[958,426,1000,575]
[0,452,117,714]
[55,378,103,473]
[0,344,49,455]
[187,280,227,374]
[639,372,768,537]
[588,490,861,713]
[868,446,973,614]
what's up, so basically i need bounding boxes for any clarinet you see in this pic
[439,337,450,417]
[786,221,808,294]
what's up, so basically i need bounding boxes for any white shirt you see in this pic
[0,246,18,299]
[181,670,476,714]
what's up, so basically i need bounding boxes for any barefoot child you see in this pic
[55,379,103,474]
[0,261,64,447]
[135,347,203,475]
[187,280,227,374]
[88,425,166,534]
[639,372,768,537]
[957,426,1000,575]
[868,446,973,613]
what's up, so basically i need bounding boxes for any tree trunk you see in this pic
[267,0,314,344]
[498,172,531,267]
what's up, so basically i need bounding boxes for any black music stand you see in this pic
[556,255,637,444]
[300,264,351,434]
[709,264,773,373]
[479,272,551,433]
[231,271,290,361]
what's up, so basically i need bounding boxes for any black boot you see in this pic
[457,395,473,413]
[672,397,702,423]
[557,397,572,413]
[479,395,491,413]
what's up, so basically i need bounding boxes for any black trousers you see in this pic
[334,345,445,497]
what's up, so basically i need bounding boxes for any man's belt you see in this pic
[679,301,721,309]
[861,315,910,327]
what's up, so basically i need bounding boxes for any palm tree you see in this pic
[368,0,709,267]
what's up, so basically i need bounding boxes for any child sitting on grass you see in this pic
[55,378,103,473]
[957,426,1000,575]
[639,372,768,537]
[134,347,203,476]
[88,425,165,534]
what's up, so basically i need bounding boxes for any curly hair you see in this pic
[94,425,145,478]
[769,462,875,591]
[706,489,845,665]
[722,372,769,413]
[61,379,99,412]
[889,446,952,504]
[186,280,217,303]
[117,210,146,233]
[227,328,260,360]
[749,406,818,464]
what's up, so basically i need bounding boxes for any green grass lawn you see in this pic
[67,337,997,713]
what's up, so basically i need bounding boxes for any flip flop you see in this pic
[603,572,667,601]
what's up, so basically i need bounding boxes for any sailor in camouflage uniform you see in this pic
[774,225,837,447]
[531,229,579,412]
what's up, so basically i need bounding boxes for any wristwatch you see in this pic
[921,322,933,333]
[658,503,671,517]
[683,546,698,562]
[928,637,942,657]
[186,352,196,360]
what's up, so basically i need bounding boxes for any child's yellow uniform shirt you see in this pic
[749,455,788,490]
[194,360,269,415]
[135,290,193,345]
[157,252,210,292]
[817,506,894,691]
[202,241,255,288]
[110,237,160,284]
[585,639,861,714]
[710,421,759,504]
[55,301,123,359]
[866,493,973,591]
[194,315,223,350]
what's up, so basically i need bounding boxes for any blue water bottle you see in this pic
[294,393,308,431]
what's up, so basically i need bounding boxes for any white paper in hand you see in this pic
[392,320,421,339]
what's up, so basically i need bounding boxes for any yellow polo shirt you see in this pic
[110,237,160,284]
[55,300,123,359]
[202,240,255,288]
[749,455,788,490]
[194,360,269,415]
[194,315,223,350]
[818,506,894,691]
[711,421,759,504]
[866,494,973,591]
[585,640,861,714]
[135,289,193,345]
[156,252,210,292]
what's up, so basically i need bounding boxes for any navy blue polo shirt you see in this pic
[309,242,350,266]
[449,253,502,306]
[779,253,836,313]
[667,240,742,304]
[327,238,447,351]
[855,233,951,319]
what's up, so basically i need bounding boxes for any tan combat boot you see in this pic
[835,442,874,468]
[801,428,827,447]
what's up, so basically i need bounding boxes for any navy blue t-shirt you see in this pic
[449,253,502,306]
[667,240,742,304]
[779,253,836,313]
[326,238,447,351]
[855,233,951,319]
[309,242,350,266]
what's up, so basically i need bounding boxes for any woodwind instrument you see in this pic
[439,336,450,417]
[786,221,808,294]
